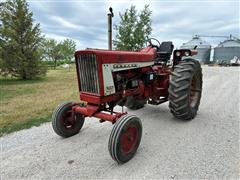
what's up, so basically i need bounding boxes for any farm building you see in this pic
[213,37,240,64]
[180,35,211,64]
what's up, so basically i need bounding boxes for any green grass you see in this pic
[0,87,38,101]
[0,114,52,135]
[0,68,79,136]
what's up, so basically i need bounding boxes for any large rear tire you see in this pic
[52,102,85,138]
[168,59,202,120]
[108,114,142,164]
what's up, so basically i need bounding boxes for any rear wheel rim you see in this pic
[120,126,138,154]
[189,74,201,108]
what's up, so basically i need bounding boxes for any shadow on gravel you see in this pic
[129,104,191,125]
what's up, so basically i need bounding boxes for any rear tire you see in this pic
[168,59,202,120]
[108,114,142,164]
[52,102,85,138]
[125,96,145,110]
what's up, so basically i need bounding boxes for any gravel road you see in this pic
[1,66,239,179]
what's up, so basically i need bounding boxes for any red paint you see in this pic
[75,47,156,64]
[73,105,99,117]
[73,104,126,123]
[74,46,197,123]
[120,126,138,154]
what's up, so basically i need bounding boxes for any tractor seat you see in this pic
[156,41,174,63]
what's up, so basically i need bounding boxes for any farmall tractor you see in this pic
[52,9,202,164]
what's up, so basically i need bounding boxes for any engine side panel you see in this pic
[102,61,154,96]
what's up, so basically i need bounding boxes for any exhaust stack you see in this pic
[108,7,114,50]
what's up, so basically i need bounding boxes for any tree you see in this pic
[60,39,76,63]
[42,39,62,69]
[0,0,46,79]
[42,38,76,69]
[114,5,152,51]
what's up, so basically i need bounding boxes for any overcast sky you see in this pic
[27,0,239,50]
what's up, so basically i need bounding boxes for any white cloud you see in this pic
[27,0,239,50]
[44,33,68,42]
[50,16,81,30]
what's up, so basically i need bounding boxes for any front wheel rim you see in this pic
[120,126,138,154]
[62,110,76,129]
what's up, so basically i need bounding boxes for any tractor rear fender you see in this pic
[173,49,198,67]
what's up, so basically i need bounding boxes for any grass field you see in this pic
[0,68,79,136]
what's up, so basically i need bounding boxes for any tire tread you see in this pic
[168,58,202,120]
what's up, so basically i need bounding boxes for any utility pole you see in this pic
[108,7,114,50]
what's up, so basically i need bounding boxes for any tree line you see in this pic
[42,38,76,69]
[0,0,152,80]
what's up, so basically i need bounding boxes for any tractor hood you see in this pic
[74,47,156,64]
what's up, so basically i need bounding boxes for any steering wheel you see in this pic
[146,38,161,50]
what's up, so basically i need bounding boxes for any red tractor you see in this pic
[52,37,203,163]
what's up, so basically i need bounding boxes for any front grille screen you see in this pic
[77,54,100,94]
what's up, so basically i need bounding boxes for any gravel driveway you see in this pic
[1,66,239,179]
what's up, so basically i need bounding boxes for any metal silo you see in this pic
[213,37,240,64]
[180,35,211,64]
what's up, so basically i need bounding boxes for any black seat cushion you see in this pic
[157,41,174,62]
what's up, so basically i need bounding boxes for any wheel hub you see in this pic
[62,110,76,129]
[120,126,138,154]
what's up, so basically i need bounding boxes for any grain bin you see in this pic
[180,35,211,64]
[213,37,240,64]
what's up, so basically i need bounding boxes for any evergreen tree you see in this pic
[0,0,46,79]
[114,5,152,51]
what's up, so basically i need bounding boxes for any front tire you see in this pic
[108,114,142,163]
[52,102,85,138]
[168,59,202,120]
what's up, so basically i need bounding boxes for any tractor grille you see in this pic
[77,54,100,94]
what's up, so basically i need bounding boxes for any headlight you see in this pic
[176,51,181,56]
[184,51,190,56]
